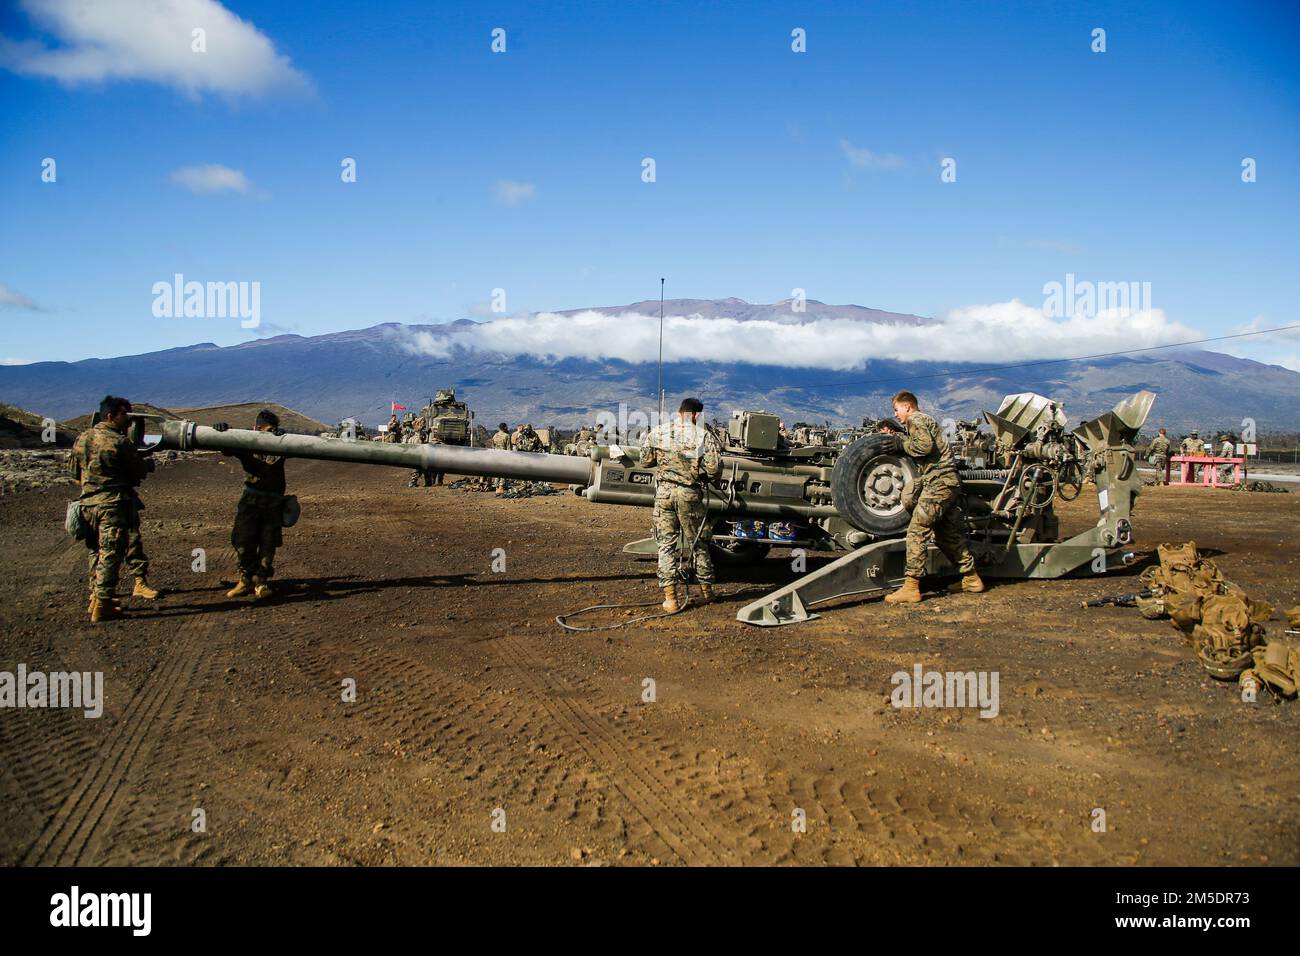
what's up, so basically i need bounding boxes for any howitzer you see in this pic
[155,389,1156,627]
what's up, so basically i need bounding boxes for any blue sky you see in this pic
[1,0,1297,368]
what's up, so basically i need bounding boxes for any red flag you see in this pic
[392,402,407,411]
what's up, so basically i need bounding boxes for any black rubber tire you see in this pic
[830,433,918,534]
[708,520,772,564]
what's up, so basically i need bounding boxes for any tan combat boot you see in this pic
[697,583,716,605]
[253,577,273,599]
[884,577,923,604]
[88,595,120,616]
[132,578,161,599]
[661,585,680,613]
[961,572,986,593]
[90,598,125,622]
[226,576,252,598]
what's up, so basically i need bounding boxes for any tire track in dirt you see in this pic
[286,626,653,859]
[0,539,106,860]
[21,548,226,866]
[490,635,741,865]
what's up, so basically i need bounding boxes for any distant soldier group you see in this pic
[1146,428,1240,484]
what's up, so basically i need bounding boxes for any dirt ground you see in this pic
[1,454,1297,867]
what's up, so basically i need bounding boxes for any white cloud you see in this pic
[1,357,36,365]
[840,139,905,170]
[0,0,312,98]
[494,179,537,207]
[0,283,40,310]
[400,300,1201,370]
[171,163,252,194]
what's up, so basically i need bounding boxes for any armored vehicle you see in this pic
[418,388,473,446]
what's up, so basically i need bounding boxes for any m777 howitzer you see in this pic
[154,389,1155,628]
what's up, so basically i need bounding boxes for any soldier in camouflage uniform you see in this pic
[1180,430,1205,482]
[639,397,723,612]
[879,391,983,604]
[69,395,158,622]
[491,422,511,494]
[213,410,286,600]
[1217,434,1236,484]
[1147,427,1171,483]
[515,424,543,453]
[408,418,438,487]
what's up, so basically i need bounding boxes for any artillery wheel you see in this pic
[708,520,772,565]
[831,433,919,535]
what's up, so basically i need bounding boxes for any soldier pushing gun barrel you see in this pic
[211,410,293,600]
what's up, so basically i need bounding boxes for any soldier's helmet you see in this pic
[1190,430,1198,437]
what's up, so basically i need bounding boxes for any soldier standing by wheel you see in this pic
[639,397,723,613]
[878,391,984,604]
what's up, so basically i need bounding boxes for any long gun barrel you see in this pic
[158,420,593,485]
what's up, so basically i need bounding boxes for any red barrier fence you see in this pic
[1166,455,1246,487]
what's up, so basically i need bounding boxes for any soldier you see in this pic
[69,395,158,622]
[516,424,543,453]
[1181,429,1205,481]
[639,397,723,613]
[879,391,984,603]
[407,418,435,487]
[1147,427,1172,483]
[491,422,511,495]
[213,410,286,600]
[511,423,527,450]
[386,412,399,443]
[1218,433,1236,484]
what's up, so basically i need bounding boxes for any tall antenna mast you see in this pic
[657,277,665,424]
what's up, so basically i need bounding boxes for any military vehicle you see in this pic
[418,388,473,446]
[154,389,1154,627]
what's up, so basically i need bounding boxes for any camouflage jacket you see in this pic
[514,433,543,453]
[491,430,511,450]
[639,420,722,488]
[230,450,287,495]
[69,421,150,507]
[1148,435,1171,458]
[899,411,958,484]
[1180,438,1205,455]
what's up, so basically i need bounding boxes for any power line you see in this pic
[770,323,1300,393]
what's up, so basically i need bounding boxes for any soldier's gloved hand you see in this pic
[212,422,230,432]
[273,427,286,437]
[878,434,904,455]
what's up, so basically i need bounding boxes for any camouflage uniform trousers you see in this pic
[408,468,435,487]
[87,503,149,589]
[904,474,976,580]
[653,483,714,587]
[82,501,132,602]
[1149,454,1167,483]
[232,488,284,581]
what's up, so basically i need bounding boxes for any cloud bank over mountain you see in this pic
[399,300,1201,370]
